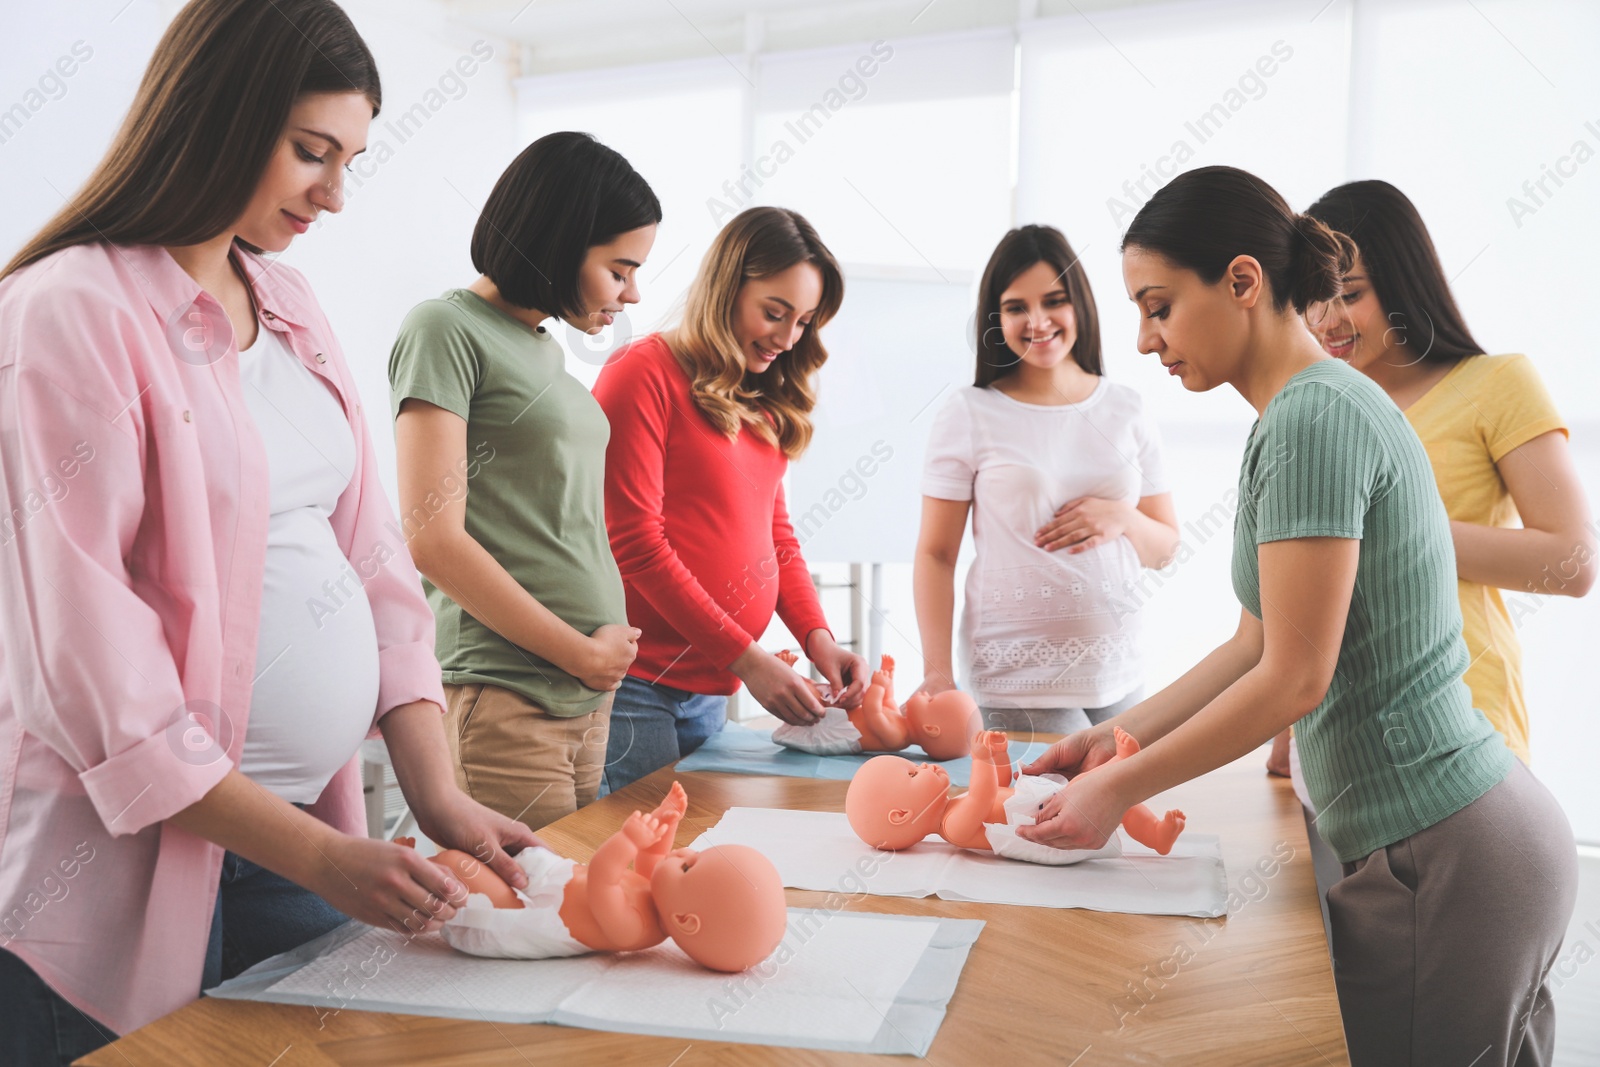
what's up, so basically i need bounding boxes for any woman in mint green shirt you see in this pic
[1021,166,1576,1066]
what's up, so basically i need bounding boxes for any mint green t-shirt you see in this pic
[1231,359,1512,862]
[389,289,626,717]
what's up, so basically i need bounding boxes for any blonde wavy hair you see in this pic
[665,207,843,459]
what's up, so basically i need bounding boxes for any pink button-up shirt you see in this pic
[0,241,446,1035]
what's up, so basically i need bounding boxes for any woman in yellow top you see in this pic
[1279,180,1595,770]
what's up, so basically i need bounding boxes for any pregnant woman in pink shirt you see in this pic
[0,2,534,1062]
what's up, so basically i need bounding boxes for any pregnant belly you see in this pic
[240,513,381,802]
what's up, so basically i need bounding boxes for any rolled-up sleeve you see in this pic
[0,364,230,835]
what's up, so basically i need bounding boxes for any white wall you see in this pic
[0,0,521,505]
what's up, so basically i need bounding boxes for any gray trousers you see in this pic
[1328,758,1577,1066]
[978,687,1143,737]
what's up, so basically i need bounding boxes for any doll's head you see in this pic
[845,755,951,850]
[904,690,980,761]
[650,844,787,972]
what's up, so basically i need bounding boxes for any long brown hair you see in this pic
[974,224,1102,387]
[666,207,843,459]
[1304,180,1483,364]
[1,0,380,282]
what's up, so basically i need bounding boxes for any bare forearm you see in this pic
[913,553,958,682]
[1451,520,1597,597]
[378,700,457,817]
[1124,509,1181,569]
[167,770,341,889]
[1102,666,1311,807]
[416,531,591,669]
[1115,634,1262,745]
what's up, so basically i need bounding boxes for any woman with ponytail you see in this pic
[1019,166,1576,1065]
[0,2,536,1059]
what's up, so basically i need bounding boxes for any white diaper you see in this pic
[984,774,1124,865]
[771,706,865,756]
[438,847,592,959]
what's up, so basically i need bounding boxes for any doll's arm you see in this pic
[587,812,667,946]
[942,730,1003,847]
[633,782,687,880]
[856,671,910,750]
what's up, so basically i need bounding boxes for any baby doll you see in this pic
[406,782,788,972]
[771,651,979,761]
[846,727,1186,856]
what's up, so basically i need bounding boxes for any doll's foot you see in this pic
[652,780,688,823]
[1112,726,1142,760]
[1147,810,1186,856]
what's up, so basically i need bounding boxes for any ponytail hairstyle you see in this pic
[1304,180,1483,364]
[2,0,380,281]
[973,224,1102,387]
[667,207,844,459]
[1120,165,1355,315]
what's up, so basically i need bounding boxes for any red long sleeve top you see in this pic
[593,334,832,694]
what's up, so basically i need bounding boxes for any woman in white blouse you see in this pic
[914,226,1180,735]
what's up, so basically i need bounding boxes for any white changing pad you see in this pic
[207,908,983,1056]
[691,808,1228,918]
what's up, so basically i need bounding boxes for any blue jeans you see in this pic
[1,818,347,1066]
[601,675,727,795]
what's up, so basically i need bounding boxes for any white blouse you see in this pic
[922,381,1167,709]
[236,324,381,802]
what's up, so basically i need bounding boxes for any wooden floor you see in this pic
[1554,849,1600,1066]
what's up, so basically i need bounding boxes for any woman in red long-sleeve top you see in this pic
[592,207,868,792]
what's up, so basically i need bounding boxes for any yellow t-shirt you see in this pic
[1404,353,1567,763]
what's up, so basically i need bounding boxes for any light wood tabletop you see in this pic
[80,748,1349,1066]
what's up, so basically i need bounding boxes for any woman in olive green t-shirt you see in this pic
[389,132,659,832]
[1020,167,1576,1066]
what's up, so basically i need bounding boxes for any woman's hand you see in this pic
[805,629,868,709]
[1022,721,1119,779]
[573,623,641,691]
[1015,766,1131,851]
[1035,496,1136,554]
[1266,728,1292,777]
[409,787,544,893]
[730,643,827,725]
[305,834,470,935]
[914,668,957,699]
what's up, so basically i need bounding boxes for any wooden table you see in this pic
[82,751,1349,1065]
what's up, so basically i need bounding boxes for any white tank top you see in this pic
[236,324,381,803]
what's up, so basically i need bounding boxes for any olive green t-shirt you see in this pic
[1231,359,1512,862]
[389,289,626,716]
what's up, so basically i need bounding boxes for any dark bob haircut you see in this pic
[1121,165,1354,316]
[471,131,662,321]
[974,224,1102,386]
[1304,180,1484,364]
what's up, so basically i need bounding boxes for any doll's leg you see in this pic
[1120,802,1186,856]
[1112,725,1140,760]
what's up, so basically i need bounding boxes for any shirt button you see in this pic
[262,311,276,321]
[314,353,326,364]
[182,410,192,423]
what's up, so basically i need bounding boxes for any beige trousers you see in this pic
[442,683,611,832]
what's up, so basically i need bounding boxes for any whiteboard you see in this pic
[789,266,976,564]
